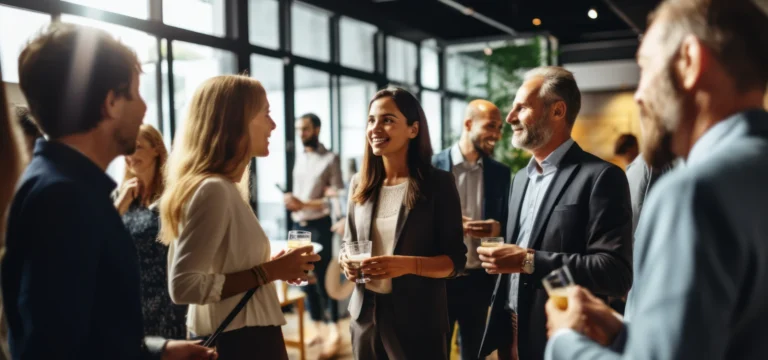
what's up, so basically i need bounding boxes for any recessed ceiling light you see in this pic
[588,8,598,19]
[484,47,493,56]
[532,18,542,26]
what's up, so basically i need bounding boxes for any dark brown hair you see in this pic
[352,88,434,209]
[614,133,639,156]
[650,0,768,92]
[18,22,141,139]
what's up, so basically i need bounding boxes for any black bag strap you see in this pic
[201,287,258,347]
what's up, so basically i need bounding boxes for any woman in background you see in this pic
[160,75,319,359]
[341,88,466,359]
[113,124,187,339]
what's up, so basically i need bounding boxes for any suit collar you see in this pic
[688,109,768,166]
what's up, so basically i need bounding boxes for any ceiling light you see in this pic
[588,8,598,19]
[483,47,493,56]
[532,18,542,26]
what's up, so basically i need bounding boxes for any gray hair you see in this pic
[523,66,582,126]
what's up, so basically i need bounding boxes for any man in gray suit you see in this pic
[543,1,768,359]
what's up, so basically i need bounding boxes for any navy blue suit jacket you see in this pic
[432,147,512,236]
[2,140,165,360]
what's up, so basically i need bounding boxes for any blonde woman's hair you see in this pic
[159,75,265,245]
[122,124,168,206]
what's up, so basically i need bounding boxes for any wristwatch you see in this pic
[522,249,535,274]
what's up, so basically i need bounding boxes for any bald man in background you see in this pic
[433,100,511,359]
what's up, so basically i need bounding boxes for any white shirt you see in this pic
[450,144,485,269]
[291,143,344,222]
[168,177,286,336]
[366,181,408,294]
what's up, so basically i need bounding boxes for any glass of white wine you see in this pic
[287,230,312,286]
[344,240,373,284]
[542,265,575,310]
[480,237,504,248]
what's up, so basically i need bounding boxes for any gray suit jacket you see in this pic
[545,109,768,360]
[343,169,467,335]
[625,156,678,234]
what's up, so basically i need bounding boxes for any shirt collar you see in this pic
[451,143,484,169]
[34,139,116,195]
[687,110,754,166]
[305,143,329,155]
[526,138,574,178]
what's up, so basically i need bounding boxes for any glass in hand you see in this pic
[542,265,575,310]
[287,230,312,286]
[344,240,372,284]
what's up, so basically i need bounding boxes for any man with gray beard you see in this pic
[543,0,768,359]
[477,66,633,360]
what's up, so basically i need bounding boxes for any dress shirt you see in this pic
[450,144,485,269]
[291,143,344,223]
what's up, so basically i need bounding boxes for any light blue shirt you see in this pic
[508,138,574,311]
[450,144,485,268]
[545,110,768,360]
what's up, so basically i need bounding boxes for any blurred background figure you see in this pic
[613,133,639,169]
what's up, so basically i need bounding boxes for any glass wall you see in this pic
[64,0,149,19]
[339,76,376,182]
[163,0,225,37]
[249,0,280,49]
[386,36,417,85]
[294,65,332,149]
[339,17,376,73]
[0,6,49,83]
[291,1,330,62]
[421,90,443,153]
[448,98,469,145]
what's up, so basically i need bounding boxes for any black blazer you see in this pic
[479,142,633,360]
[432,147,512,237]
[343,169,467,335]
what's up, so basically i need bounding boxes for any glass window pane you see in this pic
[251,54,286,240]
[294,66,331,149]
[387,37,417,84]
[291,2,330,62]
[421,90,443,153]
[339,76,376,182]
[339,17,376,72]
[449,98,469,145]
[420,44,439,89]
[249,0,279,49]
[0,6,49,83]
[169,41,236,137]
[60,15,161,183]
[446,52,487,97]
[63,0,149,19]
[163,0,225,37]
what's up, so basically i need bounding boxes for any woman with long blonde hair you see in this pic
[113,124,187,339]
[160,75,318,359]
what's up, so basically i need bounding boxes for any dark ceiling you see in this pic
[301,0,661,45]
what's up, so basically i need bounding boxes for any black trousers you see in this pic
[293,216,338,322]
[446,269,496,360]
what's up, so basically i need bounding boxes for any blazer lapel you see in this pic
[355,197,376,242]
[506,173,529,244]
[527,148,582,250]
[393,204,411,251]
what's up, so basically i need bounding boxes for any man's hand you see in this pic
[465,219,501,238]
[162,340,217,360]
[283,193,305,211]
[477,244,527,274]
[544,286,624,345]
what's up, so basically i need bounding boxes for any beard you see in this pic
[640,63,684,170]
[470,132,494,157]
[302,135,319,149]
[510,112,554,151]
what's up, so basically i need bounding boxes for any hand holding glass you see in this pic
[287,230,313,286]
[542,265,575,310]
[344,241,372,284]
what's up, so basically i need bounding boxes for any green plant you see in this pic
[463,40,543,173]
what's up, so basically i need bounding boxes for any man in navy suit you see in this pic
[433,99,511,360]
[1,23,215,360]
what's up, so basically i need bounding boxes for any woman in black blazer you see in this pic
[340,88,467,359]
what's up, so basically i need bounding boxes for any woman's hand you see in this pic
[360,256,415,280]
[114,178,142,215]
[262,245,320,282]
[339,252,361,282]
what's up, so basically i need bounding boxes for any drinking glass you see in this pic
[479,237,504,248]
[344,240,373,284]
[287,230,312,286]
[542,265,575,310]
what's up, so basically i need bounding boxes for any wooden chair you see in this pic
[277,281,307,360]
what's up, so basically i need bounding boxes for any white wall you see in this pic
[564,60,639,92]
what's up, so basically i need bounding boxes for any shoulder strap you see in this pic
[202,287,258,347]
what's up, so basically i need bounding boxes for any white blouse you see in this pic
[168,176,286,336]
[366,182,408,294]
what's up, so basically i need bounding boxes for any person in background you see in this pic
[113,124,187,339]
[1,22,214,359]
[284,113,344,357]
[340,88,467,359]
[477,66,633,360]
[432,99,510,360]
[544,1,768,359]
[12,106,41,157]
[161,75,319,359]
[624,155,678,234]
[0,60,24,360]
[613,133,639,169]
